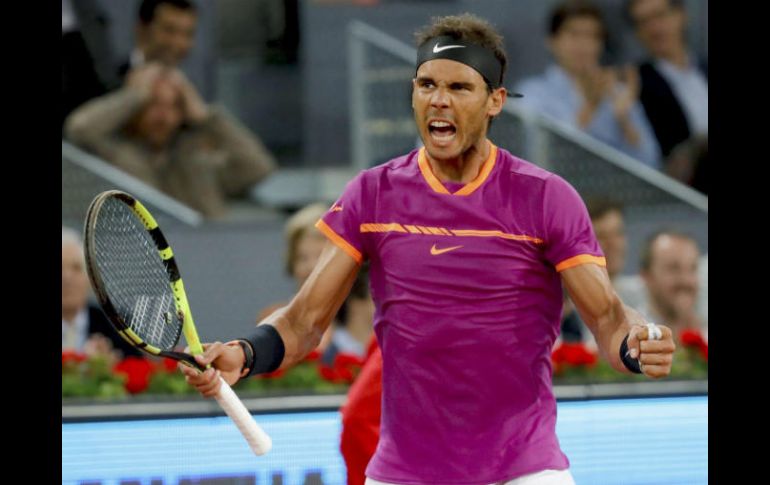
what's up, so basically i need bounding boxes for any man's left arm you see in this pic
[561,263,675,378]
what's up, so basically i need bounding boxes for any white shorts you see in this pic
[365,469,576,485]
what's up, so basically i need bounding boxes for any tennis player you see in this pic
[181,13,675,485]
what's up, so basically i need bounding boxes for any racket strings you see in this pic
[91,198,182,350]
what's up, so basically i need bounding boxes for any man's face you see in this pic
[643,235,699,317]
[62,242,89,315]
[412,59,505,162]
[134,78,185,148]
[592,210,627,278]
[139,4,197,66]
[629,0,686,58]
[548,16,604,75]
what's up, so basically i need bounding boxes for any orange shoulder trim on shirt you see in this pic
[315,219,363,264]
[555,254,607,272]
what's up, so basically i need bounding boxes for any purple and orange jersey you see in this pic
[317,142,605,484]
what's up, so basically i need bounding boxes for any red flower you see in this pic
[160,357,178,372]
[334,353,365,368]
[318,352,365,384]
[552,343,597,366]
[113,357,156,394]
[679,329,708,361]
[551,342,598,375]
[259,368,286,379]
[318,364,344,383]
[304,350,321,362]
[62,350,87,365]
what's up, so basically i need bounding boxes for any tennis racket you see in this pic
[83,190,272,455]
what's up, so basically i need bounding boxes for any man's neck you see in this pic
[657,44,689,69]
[426,139,490,183]
[62,307,80,324]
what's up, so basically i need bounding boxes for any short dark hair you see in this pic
[139,0,196,25]
[415,13,508,89]
[549,0,607,41]
[625,0,685,25]
[585,197,623,222]
[639,229,697,271]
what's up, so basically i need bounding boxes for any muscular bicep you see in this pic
[561,264,616,329]
[268,241,361,366]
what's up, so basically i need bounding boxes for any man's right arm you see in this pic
[263,240,362,368]
[181,241,361,396]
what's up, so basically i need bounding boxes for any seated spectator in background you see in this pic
[514,0,660,169]
[62,227,141,360]
[62,0,121,129]
[259,203,373,359]
[122,0,198,76]
[627,0,707,187]
[64,64,276,218]
[638,230,706,339]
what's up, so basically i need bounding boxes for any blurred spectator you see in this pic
[259,203,373,359]
[627,0,708,175]
[62,0,121,129]
[62,226,141,360]
[514,0,661,169]
[64,65,276,218]
[638,230,706,339]
[121,0,198,76]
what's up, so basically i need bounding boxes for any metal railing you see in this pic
[62,141,204,228]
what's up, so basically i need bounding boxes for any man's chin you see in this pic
[424,142,460,162]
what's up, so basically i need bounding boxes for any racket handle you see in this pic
[214,376,273,455]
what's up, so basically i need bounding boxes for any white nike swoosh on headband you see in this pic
[433,43,466,53]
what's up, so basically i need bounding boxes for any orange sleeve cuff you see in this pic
[555,254,607,272]
[315,219,363,265]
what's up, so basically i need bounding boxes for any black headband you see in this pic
[416,36,507,89]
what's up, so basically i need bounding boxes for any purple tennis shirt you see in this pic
[316,142,605,484]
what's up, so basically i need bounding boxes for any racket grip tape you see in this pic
[214,376,273,455]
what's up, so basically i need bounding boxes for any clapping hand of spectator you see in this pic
[608,65,640,121]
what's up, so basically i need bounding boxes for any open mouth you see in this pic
[428,119,457,143]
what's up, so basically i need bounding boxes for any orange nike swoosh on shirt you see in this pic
[430,244,464,255]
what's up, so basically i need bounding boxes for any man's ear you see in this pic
[488,87,507,118]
